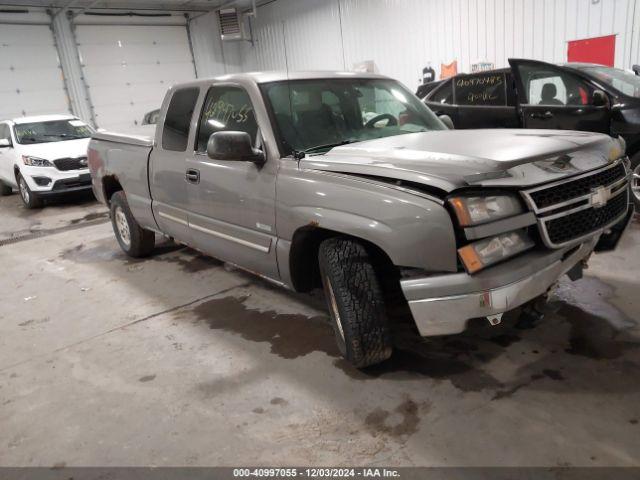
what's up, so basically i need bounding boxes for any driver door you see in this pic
[509,59,610,133]
[186,84,279,280]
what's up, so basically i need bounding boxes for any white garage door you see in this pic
[75,24,196,133]
[0,24,70,120]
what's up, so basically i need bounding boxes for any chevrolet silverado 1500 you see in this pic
[88,72,633,368]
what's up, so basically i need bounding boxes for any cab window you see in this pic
[517,64,593,106]
[430,81,453,104]
[196,86,259,152]
[162,87,199,152]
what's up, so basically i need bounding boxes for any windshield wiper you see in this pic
[303,139,357,154]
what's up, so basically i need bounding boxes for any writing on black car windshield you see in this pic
[14,120,93,145]
[262,78,445,154]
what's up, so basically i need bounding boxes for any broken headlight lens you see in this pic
[458,230,534,274]
[449,194,523,227]
[22,155,53,167]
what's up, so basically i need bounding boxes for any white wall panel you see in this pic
[239,0,344,73]
[0,23,69,120]
[189,11,243,78]
[235,0,640,92]
[75,24,196,132]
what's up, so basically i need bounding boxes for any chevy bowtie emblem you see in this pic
[590,185,612,208]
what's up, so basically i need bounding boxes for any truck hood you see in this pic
[19,138,90,161]
[300,129,620,192]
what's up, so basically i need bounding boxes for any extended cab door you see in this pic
[509,59,610,132]
[185,84,279,280]
[149,86,200,243]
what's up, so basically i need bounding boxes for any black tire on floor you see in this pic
[630,151,640,211]
[318,237,393,368]
[0,181,12,196]
[110,191,155,258]
[17,173,43,209]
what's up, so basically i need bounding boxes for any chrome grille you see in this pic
[522,159,630,248]
[529,162,626,210]
[54,156,88,171]
[545,190,627,245]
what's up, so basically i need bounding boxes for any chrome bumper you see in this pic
[402,236,599,337]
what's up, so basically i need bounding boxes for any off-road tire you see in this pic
[17,173,43,209]
[110,191,155,257]
[318,237,393,368]
[630,151,640,211]
[0,181,12,196]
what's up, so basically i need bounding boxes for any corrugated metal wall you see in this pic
[235,0,640,91]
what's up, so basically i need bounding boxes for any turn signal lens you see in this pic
[458,230,534,274]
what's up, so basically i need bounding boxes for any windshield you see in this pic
[14,119,94,145]
[260,78,446,155]
[580,65,640,98]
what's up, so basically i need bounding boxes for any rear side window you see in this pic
[454,72,507,106]
[196,86,258,152]
[162,87,199,152]
[0,124,10,142]
[430,81,453,104]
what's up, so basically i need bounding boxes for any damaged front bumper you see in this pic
[401,236,599,337]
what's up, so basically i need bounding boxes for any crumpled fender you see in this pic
[276,166,458,273]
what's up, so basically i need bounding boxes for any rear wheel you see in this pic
[110,191,155,257]
[0,181,12,196]
[631,152,640,211]
[318,237,393,368]
[17,174,43,209]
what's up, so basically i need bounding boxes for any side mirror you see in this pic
[592,89,609,108]
[0,138,11,148]
[207,131,265,164]
[633,65,640,76]
[438,114,454,129]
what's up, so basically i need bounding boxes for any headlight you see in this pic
[458,230,534,274]
[449,194,523,227]
[22,155,53,167]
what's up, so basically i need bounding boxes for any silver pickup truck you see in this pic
[88,71,633,368]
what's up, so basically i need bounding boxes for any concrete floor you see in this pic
[0,191,639,467]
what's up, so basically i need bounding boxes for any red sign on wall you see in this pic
[567,34,616,66]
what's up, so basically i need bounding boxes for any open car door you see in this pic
[509,58,610,133]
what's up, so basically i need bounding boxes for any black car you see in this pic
[420,59,640,207]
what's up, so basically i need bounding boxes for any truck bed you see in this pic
[88,131,157,232]
[92,131,153,147]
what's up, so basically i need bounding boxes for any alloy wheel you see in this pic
[633,163,640,204]
[325,275,345,341]
[19,177,30,204]
[114,206,131,248]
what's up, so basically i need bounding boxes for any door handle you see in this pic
[185,168,200,184]
[530,111,554,120]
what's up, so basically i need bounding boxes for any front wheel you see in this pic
[631,152,640,211]
[17,174,43,209]
[110,191,155,257]
[318,237,393,368]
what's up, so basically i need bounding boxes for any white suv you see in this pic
[0,114,94,208]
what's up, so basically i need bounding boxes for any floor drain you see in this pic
[0,217,110,247]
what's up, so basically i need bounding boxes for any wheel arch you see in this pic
[102,175,123,205]
[287,225,397,293]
